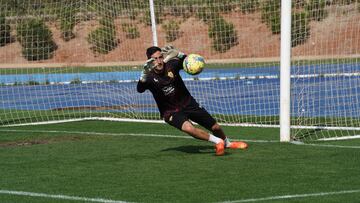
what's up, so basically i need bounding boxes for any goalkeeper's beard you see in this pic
[154,63,164,74]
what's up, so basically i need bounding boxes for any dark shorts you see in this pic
[164,100,216,131]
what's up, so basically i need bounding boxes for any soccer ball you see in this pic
[183,54,205,75]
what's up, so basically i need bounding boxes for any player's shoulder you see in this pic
[166,58,182,69]
[167,57,181,64]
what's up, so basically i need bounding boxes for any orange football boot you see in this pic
[227,141,248,150]
[215,140,225,156]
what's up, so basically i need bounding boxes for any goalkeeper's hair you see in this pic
[146,46,161,59]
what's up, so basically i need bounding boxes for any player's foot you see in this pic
[215,140,225,156]
[227,141,248,150]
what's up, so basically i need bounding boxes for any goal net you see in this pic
[290,0,360,141]
[0,0,359,141]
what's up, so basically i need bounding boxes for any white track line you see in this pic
[0,189,130,203]
[219,189,360,203]
[0,129,277,143]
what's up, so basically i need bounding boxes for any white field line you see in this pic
[0,129,276,143]
[295,142,360,149]
[0,129,191,139]
[2,129,360,148]
[219,189,360,203]
[1,129,360,148]
[0,190,130,203]
[318,135,360,141]
[290,141,360,149]
[2,189,360,203]
[3,117,360,131]
[2,117,279,128]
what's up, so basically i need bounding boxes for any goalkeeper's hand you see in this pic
[139,58,155,83]
[161,45,185,63]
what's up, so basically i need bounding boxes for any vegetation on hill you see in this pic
[0,15,11,46]
[0,0,359,61]
[16,18,57,60]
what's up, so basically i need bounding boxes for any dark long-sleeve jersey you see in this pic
[137,58,195,118]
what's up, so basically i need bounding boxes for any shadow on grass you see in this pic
[161,145,230,156]
[162,145,214,154]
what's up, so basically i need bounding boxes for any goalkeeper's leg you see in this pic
[181,121,225,156]
[211,123,248,150]
[187,106,248,150]
[164,112,225,155]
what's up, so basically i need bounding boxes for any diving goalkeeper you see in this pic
[137,46,248,156]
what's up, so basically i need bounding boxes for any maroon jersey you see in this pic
[137,58,195,118]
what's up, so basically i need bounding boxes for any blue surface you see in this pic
[1,63,358,84]
[1,64,359,117]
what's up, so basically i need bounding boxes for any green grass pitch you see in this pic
[1,121,360,203]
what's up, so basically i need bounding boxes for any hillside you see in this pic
[0,5,360,67]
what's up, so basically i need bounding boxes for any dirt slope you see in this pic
[1,6,359,66]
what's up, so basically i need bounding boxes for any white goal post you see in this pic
[280,0,292,142]
[0,0,359,142]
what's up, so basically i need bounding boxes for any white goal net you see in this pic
[0,0,359,141]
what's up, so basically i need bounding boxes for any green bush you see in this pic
[13,81,23,86]
[333,0,357,5]
[261,0,281,34]
[196,6,221,24]
[269,12,281,34]
[162,20,182,42]
[128,9,138,21]
[240,0,260,13]
[16,18,57,61]
[261,0,280,24]
[209,17,238,53]
[44,80,50,85]
[206,0,235,13]
[26,80,40,85]
[293,0,307,9]
[92,1,118,19]
[291,12,310,47]
[0,15,11,46]
[167,0,193,19]
[59,6,78,41]
[88,18,118,54]
[306,0,327,21]
[0,0,26,16]
[121,23,140,39]
[70,78,82,84]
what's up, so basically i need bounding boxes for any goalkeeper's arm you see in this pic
[137,58,155,93]
[137,77,147,93]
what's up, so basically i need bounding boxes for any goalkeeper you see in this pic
[137,45,248,156]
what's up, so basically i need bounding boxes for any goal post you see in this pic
[149,0,158,46]
[0,0,359,142]
[280,0,292,142]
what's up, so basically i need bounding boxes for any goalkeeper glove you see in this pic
[161,45,185,63]
[139,58,155,83]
